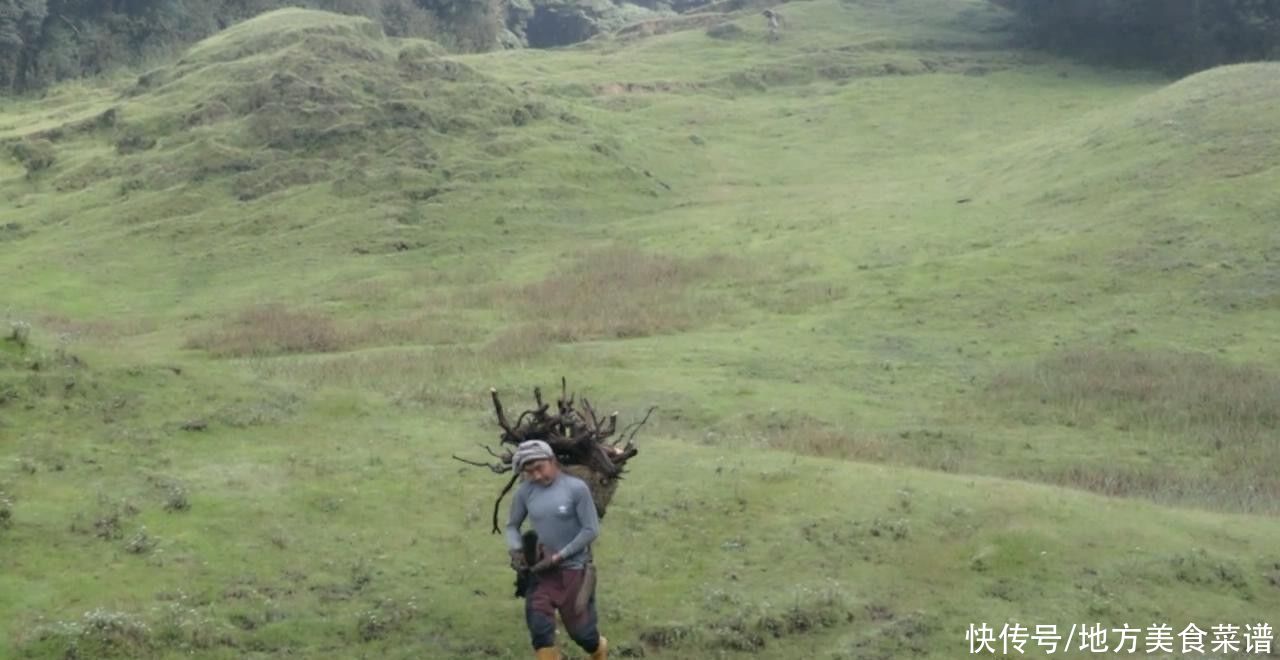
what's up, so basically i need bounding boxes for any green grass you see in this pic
[2,0,1278,657]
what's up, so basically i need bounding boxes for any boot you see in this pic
[534,648,561,660]
[590,636,608,660]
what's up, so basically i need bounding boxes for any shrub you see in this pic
[163,484,190,512]
[7,321,30,348]
[356,597,419,642]
[31,609,153,658]
[0,492,13,530]
[10,140,56,177]
[125,526,156,554]
[706,23,745,39]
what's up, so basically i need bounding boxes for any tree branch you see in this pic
[491,472,521,534]
[491,388,523,443]
[452,454,511,474]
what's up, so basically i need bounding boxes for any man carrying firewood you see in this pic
[505,439,607,660]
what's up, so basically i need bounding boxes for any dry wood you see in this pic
[453,380,653,532]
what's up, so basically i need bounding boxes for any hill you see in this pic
[2,339,1277,658]
[2,0,1278,657]
[916,60,1280,511]
[1,9,666,319]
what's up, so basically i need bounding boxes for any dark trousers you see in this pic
[525,564,600,652]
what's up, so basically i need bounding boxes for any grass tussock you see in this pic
[7,320,31,347]
[764,418,892,463]
[185,304,476,357]
[1014,464,1280,515]
[991,348,1280,513]
[39,313,157,342]
[186,304,343,357]
[990,348,1280,444]
[10,139,56,177]
[27,608,154,658]
[0,491,12,530]
[748,411,965,473]
[463,246,735,341]
[21,598,238,658]
[355,597,420,642]
[353,316,479,348]
[480,323,566,361]
[638,589,853,654]
[746,280,848,315]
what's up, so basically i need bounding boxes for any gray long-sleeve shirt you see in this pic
[504,472,600,568]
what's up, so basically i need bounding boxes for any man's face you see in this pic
[522,458,558,486]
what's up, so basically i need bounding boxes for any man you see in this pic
[505,440,607,660]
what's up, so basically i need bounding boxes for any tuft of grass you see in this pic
[990,348,1280,440]
[30,609,153,659]
[9,139,56,177]
[750,412,965,473]
[705,23,746,40]
[185,304,343,357]
[761,415,891,462]
[0,491,12,530]
[637,623,696,649]
[1168,549,1250,595]
[70,498,140,541]
[187,303,484,358]
[638,590,853,654]
[989,348,1280,511]
[124,526,157,555]
[152,596,235,653]
[480,322,565,361]
[346,315,479,348]
[464,246,736,341]
[162,484,190,513]
[1012,463,1280,514]
[7,320,31,348]
[37,314,155,343]
[355,597,419,642]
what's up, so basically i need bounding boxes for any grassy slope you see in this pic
[1,0,1278,658]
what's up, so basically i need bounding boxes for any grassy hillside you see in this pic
[1,0,1277,657]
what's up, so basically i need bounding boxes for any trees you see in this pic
[992,0,1280,73]
[0,0,48,89]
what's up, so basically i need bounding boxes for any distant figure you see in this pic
[763,9,783,41]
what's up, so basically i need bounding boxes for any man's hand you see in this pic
[531,552,561,573]
[509,548,528,571]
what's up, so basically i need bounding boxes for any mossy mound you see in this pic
[39,10,583,200]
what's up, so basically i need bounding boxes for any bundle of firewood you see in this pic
[454,378,652,532]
